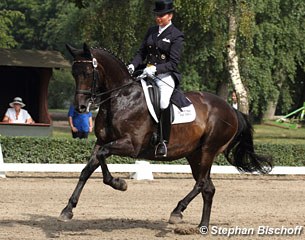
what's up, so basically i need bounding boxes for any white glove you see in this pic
[143,65,157,77]
[127,64,134,74]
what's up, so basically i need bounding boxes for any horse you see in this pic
[60,43,272,229]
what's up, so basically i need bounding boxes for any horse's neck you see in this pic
[96,50,132,89]
[105,74,131,90]
[105,62,130,86]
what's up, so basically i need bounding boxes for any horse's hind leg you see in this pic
[169,150,216,228]
[200,172,215,228]
[169,150,203,224]
[169,179,204,224]
[59,144,101,221]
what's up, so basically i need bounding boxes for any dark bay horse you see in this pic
[60,43,272,229]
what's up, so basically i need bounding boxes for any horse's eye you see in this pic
[84,71,93,78]
[72,71,78,77]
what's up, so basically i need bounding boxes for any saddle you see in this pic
[144,75,192,116]
[139,74,196,124]
[145,77,174,121]
[137,73,196,148]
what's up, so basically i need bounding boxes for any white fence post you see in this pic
[0,142,6,178]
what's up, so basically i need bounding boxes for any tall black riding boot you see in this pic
[155,108,171,158]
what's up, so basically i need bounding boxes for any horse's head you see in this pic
[66,43,103,113]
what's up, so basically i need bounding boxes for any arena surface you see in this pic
[0,173,304,240]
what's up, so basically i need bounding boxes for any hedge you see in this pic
[0,136,305,166]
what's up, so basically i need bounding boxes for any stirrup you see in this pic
[155,141,167,158]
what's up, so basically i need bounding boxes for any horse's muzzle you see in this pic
[75,93,92,113]
[75,104,88,113]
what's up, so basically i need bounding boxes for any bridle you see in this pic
[73,55,140,110]
[73,57,101,109]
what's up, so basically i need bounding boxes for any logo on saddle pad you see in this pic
[141,79,196,124]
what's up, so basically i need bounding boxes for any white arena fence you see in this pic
[0,143,305,179]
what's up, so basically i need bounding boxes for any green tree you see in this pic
[1,0,66,50]
[244,0,305,118]
[48,69,74,109]
[4,0,305,119]
[0,9,23,48]
[174,0,226,91]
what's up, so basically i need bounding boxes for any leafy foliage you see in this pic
[0,9,24,48]
[244,0,305,116]
[48,69,75,109]
[2,0,305,119]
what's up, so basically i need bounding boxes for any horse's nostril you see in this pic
[76,105,87,113]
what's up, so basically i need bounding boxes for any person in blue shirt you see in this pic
[68,105,93,139]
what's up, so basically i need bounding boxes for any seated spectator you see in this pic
[2,97,34,124]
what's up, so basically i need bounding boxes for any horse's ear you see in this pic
[83,42,92,58]
[66,44,77,58]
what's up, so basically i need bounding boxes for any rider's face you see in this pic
[155,13,173,27]
[13,104,22,111]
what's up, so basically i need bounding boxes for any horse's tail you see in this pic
[224,109,273,174]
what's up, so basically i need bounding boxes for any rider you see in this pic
[128,0,184,158]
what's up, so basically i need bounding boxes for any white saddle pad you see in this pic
[141,79,196,124]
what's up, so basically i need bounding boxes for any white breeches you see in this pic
[155,73,175,109]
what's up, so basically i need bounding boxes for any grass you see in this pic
[254,124,305,144]
[52,126,96,139]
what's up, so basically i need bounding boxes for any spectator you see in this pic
[2,97,34,124]
[231,91,238,110]
[68,105,93,139]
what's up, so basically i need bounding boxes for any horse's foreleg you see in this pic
[99,152,127,191]
[59,144,100,221]
[96,138,135,191]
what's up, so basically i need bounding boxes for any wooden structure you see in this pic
[0,49,70,136]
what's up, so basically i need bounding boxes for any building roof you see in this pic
[0,49,71,68]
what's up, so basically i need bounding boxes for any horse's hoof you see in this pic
[117,178,128,191]
[169,212,183,224]
[109,178,128,191]
[58,210,73,222]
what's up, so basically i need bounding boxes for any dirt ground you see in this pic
[0,173,304,240]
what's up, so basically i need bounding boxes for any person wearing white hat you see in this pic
[2,97,34,124]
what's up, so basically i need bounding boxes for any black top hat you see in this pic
[153,0,174,15]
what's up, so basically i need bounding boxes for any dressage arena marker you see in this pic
[0,160,305,178]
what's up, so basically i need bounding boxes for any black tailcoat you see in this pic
[131,24,184,85]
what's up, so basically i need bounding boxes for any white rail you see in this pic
[0,162,304,177]
[1,142,304,179]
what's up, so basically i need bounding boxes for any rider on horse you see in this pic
[128,0,184,158]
